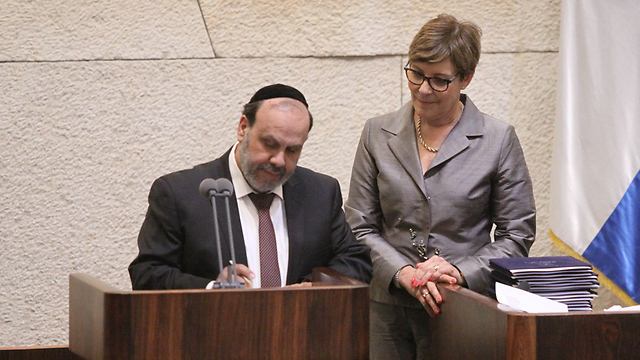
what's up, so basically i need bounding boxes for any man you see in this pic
[129,84,372,289]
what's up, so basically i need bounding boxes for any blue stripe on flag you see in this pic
[583,169,640,303]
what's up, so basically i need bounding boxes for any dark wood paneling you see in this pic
[430,285,508,359]
[70,270,369,360]
[507,315,536,360]
[0,347,82,360]
[535,311,640,360]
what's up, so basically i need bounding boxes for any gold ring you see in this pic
[434,265,439,271]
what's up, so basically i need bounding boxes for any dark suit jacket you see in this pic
[129,149,372,289]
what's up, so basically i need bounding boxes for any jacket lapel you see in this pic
[385,102,428,198]
[282,174,303,285]
[427,96,484,172]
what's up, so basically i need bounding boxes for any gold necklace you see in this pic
[416,101,465,153]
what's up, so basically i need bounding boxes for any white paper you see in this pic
[605,305,640,312]
[495,282,568,313]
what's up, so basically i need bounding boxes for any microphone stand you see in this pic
[223,195,240,288]
[210,194,228,287]
[217,178,242,288]
[200,178,243,289]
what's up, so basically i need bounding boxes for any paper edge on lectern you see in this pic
[605,304,640,312]
[495,282,569,313]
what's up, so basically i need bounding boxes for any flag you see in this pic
[550,0,640,305]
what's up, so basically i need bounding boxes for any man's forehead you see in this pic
[252,104,309,146]
[260,97,307,113]
[254,99,310,127]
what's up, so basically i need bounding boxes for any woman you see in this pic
[345,13,536,359]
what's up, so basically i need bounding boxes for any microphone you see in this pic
[199,178,242,288]
[216,178,234,197]
[199,178,219,198]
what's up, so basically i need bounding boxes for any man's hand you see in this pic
[216,263,256,288]
[287,282,313,288]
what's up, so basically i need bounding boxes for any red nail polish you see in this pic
[411,277,415,283]
[429,276,434,281]
[451,278,456,284]
[437,298,442,304]
[419,281,424,286]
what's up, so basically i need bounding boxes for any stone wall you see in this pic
[0,0,622,347]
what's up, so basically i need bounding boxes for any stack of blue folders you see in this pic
[489,256,599,312]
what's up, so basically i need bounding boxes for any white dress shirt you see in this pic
[228,143,290,288]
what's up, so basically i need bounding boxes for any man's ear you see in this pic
[237,115,250,142]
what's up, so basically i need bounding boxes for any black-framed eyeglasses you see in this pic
[404,65,459,92]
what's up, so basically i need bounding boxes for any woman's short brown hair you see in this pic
[408,13,482,80]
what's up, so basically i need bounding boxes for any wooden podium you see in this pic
[4,277,640,360]
[429,284,640,360]
[68,269,369,360]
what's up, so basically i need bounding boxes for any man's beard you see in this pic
[237,136,293,193]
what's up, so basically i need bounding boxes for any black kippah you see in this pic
[248,84,308,108]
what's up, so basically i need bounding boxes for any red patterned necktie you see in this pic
[248,192,281,287]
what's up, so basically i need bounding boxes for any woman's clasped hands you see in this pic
[399,256,466,317]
